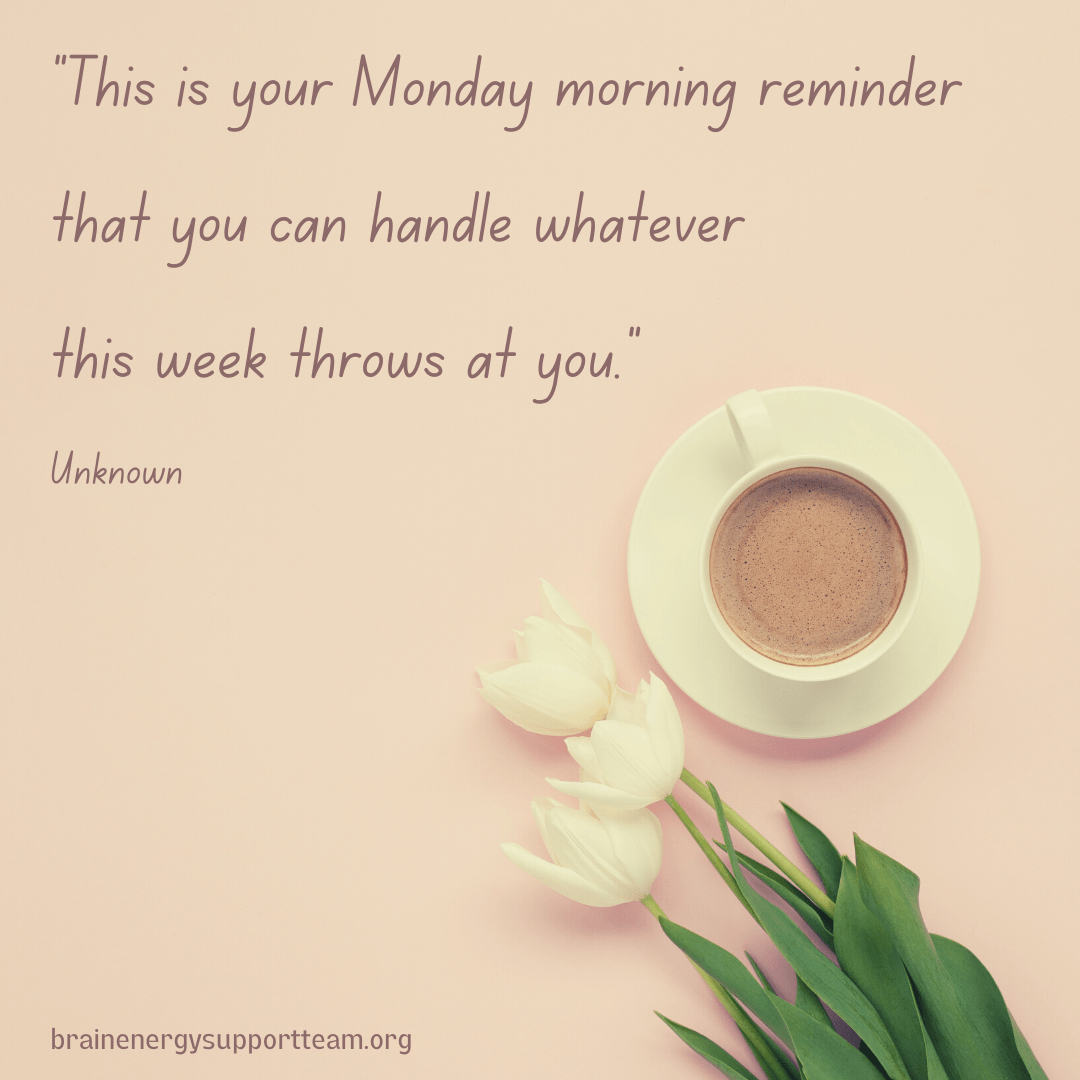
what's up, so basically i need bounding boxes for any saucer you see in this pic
[626,387,980,738]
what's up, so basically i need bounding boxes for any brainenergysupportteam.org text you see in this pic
[51,1027,412,1054]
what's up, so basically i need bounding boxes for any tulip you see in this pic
[477,581,631,736]
[546,674,685,811]
[502,797,663,907]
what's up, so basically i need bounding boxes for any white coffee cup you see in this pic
[699,390,923,683]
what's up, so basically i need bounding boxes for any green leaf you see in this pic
[921,1015,950,1080]
[931,935,1039,1080]
[746,952,777,995]
[655,1013,762,1080]
[1009,1013,1048,1080]
[715,841,836,950]
[834,858,928,1080]
[853,837,1032,1080]
[726,993,804,1080]
[774,998,888,1080]
[782,803,843,900]
[709,786,914,1080]
[660,917,794,1052]
[795,975,832,1027]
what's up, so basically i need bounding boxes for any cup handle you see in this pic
[725,389,783,472]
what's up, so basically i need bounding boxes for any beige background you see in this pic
[2,2,1076,1077]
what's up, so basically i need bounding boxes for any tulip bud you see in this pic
[502,797,663,907]
[546,674,685,810]
[477,581,626,736]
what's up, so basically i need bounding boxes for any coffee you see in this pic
[709,467,907,666]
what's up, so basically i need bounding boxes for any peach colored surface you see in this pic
[2,3,1076,1078]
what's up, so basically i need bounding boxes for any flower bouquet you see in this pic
[480,583,1047,1080]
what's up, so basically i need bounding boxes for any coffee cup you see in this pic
[699,390,923,683]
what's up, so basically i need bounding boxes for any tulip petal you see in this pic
[604,685,638,725]
[539,579,588,628]
[530,795,559,861]
[501,843,621,907]
[539,580,618,694]
[521,617,608,691]
[512,800,662,907]
[477,681,586,737]
[562,738,603,810]
[476,660,516,677]
[630,678,650,726]
[598,807,664,896]
[564,736,601,779]
[542,803,646,902]
[591,721,670,798]
[479,664,609,735]
[644,674,685,780]
[541,804,631,891]
[589,634,619,701]
[545,777,653,811]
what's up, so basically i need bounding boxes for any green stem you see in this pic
[641,896,794,1080]
[680,767,837,918]
[641,893,665,920]
[665,794,761,926]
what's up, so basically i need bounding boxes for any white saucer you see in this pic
[627,387,980,739]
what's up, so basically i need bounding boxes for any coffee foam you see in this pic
[710,467,907,666]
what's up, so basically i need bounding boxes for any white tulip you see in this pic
[502,797,663,907]
[477,581,631,736]
[546,674,685,811]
